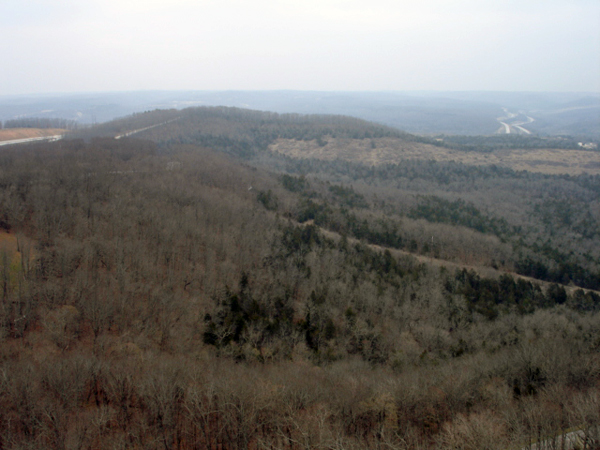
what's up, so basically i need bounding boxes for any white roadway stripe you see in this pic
[0,135,63,147]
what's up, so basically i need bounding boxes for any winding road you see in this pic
[496,108,535,135]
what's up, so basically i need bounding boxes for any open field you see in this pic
[0,128,66,141]
[269,137,600,175]
[0,230,20,255]
[0,230,35,292]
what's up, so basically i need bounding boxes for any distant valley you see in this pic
[1,90,598,137]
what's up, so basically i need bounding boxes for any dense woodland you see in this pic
[0,107,599,449]
[434,134,600,152]
[1,118,78,130]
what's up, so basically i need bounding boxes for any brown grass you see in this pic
[0,230,35,264]
[0,128,66,141]
[269,137,600,176]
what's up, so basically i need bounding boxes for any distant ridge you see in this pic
[1,91,598,137]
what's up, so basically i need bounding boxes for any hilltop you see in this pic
[71,107,600,290]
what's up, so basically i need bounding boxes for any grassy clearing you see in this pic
[0,230,35,287]
[269,137,600,175]
[0,128,66,141]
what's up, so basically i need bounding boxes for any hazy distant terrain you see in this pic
[1,90,598,137]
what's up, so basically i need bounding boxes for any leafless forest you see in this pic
[0,107,599,449]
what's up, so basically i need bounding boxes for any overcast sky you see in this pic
[2,0,599,95]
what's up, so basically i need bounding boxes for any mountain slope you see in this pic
[0,109,598,449]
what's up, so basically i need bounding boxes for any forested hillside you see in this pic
[0,108,599,449]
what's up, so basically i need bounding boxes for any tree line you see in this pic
[2,117,78,130]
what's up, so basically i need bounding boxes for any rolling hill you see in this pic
[0,107,598,449]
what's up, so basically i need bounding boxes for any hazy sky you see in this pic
[2,0,599,95]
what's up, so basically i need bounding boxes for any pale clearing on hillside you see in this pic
[269,137,600,175]
[0,128,66,141]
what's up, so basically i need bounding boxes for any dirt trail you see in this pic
[313,223,599,296]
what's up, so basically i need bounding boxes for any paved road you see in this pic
[498,121,511,134]
[496,109,535,135]
[496,108,516,134]
[511,115,535,135]
[0,134,63,147]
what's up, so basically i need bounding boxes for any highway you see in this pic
[512,115,535,135]
[498,121,511,134]
[496,109,535,135]
[0,134,63,147]
[0,116,180,146]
